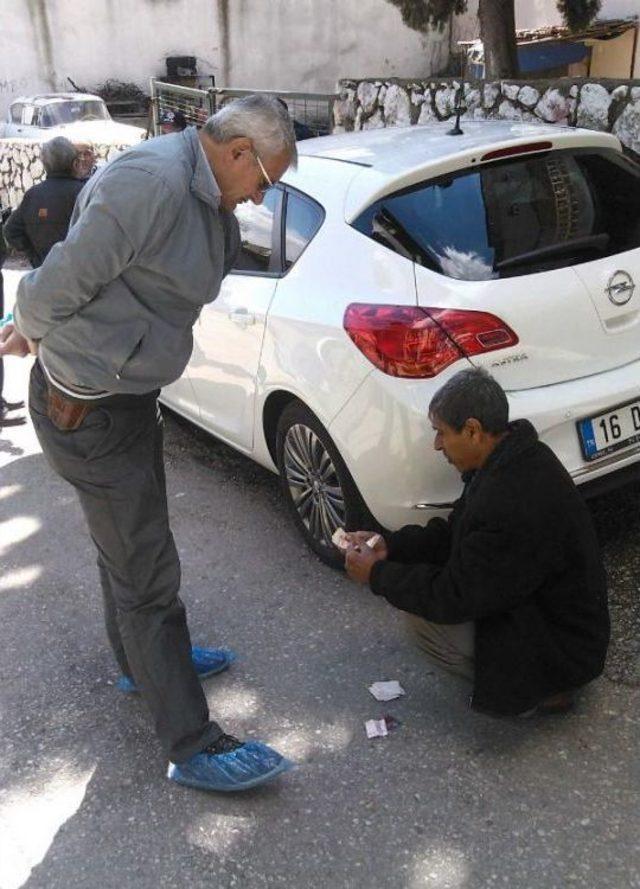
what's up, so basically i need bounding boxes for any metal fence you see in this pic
[149,80,337,138]
[149,80,215,132]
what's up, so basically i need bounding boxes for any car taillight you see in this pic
[343,304,518,378]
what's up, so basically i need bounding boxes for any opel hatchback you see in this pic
[161,121,640,563]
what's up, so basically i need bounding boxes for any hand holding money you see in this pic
[332,528,387,557]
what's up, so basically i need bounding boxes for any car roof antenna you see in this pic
[447,85,466,137]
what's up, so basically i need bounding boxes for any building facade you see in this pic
[0,0,478,118]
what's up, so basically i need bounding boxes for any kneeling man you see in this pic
[345,368,610,717]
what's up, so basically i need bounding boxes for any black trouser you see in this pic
[29,361,222,762]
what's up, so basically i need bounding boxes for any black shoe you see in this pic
[0,414,27,428]
[519,691,576,718]
[1,398,25,412]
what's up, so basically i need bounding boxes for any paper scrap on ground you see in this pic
[365,719,388,739]
[368,680,405,702]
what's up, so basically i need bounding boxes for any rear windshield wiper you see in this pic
[496,233,610,271]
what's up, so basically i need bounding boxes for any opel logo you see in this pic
[606,270,635,306]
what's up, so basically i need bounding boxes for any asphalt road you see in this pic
[1,269,639,889]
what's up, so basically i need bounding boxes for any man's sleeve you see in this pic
[3,199,31,255]
[386,517,452,565]
[370,517,564,624]
[14,167,175,341]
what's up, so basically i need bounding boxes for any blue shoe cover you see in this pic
[191,646,237,678]
[117,646,236,694]
[167,741,294,792]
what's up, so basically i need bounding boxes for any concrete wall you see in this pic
[334,77,640,156]
[0,0,471,118]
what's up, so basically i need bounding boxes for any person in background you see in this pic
[344,368,610,718]
[1,95,297,794]
[276,98,315,140]
[72,142,97,180]
[0,208,25,427]
[4,137,85,268]
[159,109,187,135]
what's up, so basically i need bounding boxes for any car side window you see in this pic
[22,105,34,126]
[40,106,54,127]
[284,191,324,269]
[232,188,280,275]
[10,104,23,124]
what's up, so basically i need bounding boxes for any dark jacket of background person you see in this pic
[4,174,85,268]
[369,419,610,716]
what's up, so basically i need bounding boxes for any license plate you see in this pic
[577,398,640,461]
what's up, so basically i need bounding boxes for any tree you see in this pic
[385,0,602,79]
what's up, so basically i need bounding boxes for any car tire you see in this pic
[276,401,378,567]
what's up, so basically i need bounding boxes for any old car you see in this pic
[160,120,640,564]
[1,93,145,144]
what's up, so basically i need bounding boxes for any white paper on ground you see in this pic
[365,719,389,739]
[368,680,406,702]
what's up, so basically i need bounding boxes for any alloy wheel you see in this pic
[282,423,346,546]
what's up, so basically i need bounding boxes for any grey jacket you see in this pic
[14,127,240,394]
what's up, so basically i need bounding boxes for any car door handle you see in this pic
[229,308,255,328]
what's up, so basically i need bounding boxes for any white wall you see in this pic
[0,0,458,118]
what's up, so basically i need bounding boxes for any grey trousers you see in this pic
[29,361,222,762]
[405,613,475,681]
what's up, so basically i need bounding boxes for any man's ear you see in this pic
[228,136,252,160]
[465,417,483,439]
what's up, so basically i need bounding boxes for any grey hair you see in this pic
[203,94,298,168]
[41,136,78,176]
[429,368,509,435]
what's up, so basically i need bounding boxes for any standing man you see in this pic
[4,137,85,268]
[0,96,296,792]
[344,368,610,718]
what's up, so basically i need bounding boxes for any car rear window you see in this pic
[352,148,640,280]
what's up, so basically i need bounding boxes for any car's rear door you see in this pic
[186,187,282,452]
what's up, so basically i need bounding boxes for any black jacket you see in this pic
[370,419,610,715]
[4,175,85,267]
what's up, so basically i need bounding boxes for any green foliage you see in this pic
[385,0,468,32]
[556,0,602,31]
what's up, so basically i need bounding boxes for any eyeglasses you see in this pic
[253,152,273,192]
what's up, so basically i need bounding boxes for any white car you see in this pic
[161,121,640,564]
[2,93,145,144]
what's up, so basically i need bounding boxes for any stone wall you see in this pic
[334,78,640,155]
[0,140,128,210]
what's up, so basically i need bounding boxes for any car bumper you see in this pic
[328,359,640,530]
